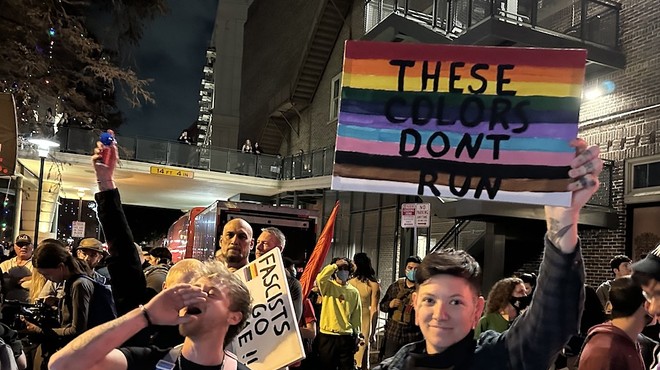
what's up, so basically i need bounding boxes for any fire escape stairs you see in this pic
[260,0,353,155]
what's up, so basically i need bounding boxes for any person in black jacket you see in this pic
[90,130,150,345]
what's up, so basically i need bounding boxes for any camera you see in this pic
[3,300,60,330]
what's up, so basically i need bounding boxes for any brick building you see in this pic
[213,0,657,290]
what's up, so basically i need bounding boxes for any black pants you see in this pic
[317,332,355,370]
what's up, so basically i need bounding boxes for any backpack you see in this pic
[156,344,238,370]
[78,275,118,329]
[0,337,18,370]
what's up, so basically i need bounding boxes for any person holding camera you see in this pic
[24,240,99,369]
[315,257,363,370]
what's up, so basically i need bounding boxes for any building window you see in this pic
[625,154,660,204]
[633,162,660,189]
[330,73,341,122]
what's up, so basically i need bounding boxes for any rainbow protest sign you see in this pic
[331,41,587,206]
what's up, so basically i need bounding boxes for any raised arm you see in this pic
[497,139,602,370]
[48,284,207,370]
[92,131,147,315]
[316,263,338,295]
[545,139,603,254]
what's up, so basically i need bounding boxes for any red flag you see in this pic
[300,200,340,298]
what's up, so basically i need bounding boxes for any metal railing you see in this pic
[20,126,335,180]
[365,0,621,48]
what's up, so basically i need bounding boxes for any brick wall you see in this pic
[574,1,660,287]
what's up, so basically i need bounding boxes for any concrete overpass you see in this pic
[15,130,333,240]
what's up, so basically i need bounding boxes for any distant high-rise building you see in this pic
[196,47,216,148]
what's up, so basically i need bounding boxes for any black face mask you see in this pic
[509,295,532,315]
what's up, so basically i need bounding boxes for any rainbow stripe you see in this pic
[244,262,259,282]
[332,41,587,207]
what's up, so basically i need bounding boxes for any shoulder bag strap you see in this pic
[155,344,183,370]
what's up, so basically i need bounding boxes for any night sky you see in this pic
[116,0,218,141]
[111,0,217,242]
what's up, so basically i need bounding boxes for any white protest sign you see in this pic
[232,248,304,370]
[72,221,85,237]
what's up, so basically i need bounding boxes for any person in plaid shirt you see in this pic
[374,138,602,370]
[379,256,423,360]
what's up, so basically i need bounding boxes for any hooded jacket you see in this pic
[578,322,645,370]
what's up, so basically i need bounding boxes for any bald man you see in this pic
[216,218,254,272]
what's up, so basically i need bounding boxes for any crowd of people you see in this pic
[2,133,657,370]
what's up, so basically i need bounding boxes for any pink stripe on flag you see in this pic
[335,136,573,166]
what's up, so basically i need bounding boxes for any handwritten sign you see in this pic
[71,221,85,237]
[331,41,587,207]
[150,166,194,179]
[232,248,304,370]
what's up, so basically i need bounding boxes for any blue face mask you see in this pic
[337,270,350,282]
[406,269,416,282]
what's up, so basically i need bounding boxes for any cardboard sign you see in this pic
[232,248,304,370]
[332,41,587,207]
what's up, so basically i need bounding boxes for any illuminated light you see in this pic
[584,87,603,101]
[48,28,56,37]
[583,80,616,101]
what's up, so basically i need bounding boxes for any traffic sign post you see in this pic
[400,203,431,229]
[401,203,431,255]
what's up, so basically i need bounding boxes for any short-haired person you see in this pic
[144,247,173,299]
[48,260,252,370]
[216,218,254,272]
[519,272,537,296]
[255,226,303,321]
[578,276,648,370]
[77,237,111,283]
[374,138,603,370]
[596,254,632,312]
[379,255,423,360]
[316,257,362,370]
[0,234,34,303]
[148,258,206,350]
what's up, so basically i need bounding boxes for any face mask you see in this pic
[509,295,531,315]
[337,270,350,283]
[405,269,416,282]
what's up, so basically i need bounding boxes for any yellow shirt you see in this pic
[316,263,362,336]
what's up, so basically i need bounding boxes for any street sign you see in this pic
[401,203,417,228]
[72,221,85,237]
[150,166,194,179]
[415,203,431,228]
[400,203,431,228]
